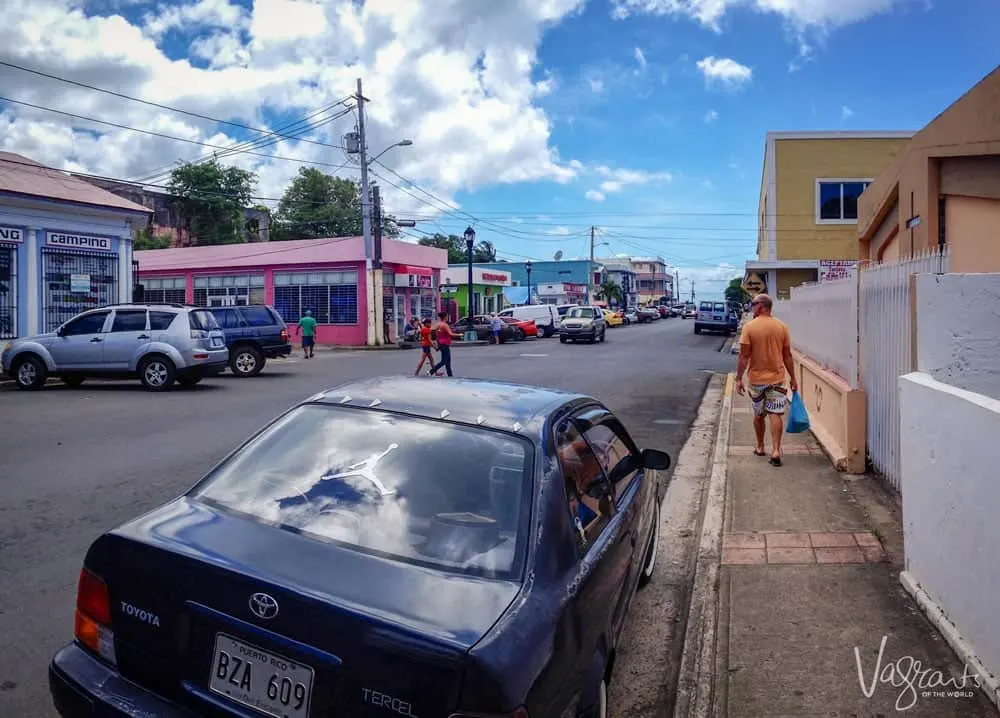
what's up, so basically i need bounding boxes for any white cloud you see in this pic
[546,225,571,235]
[594,164,672,193]
[841,105,854,119]
[609,0,908,32]
[634,46,647,69]
[585,189,605,202]
[0,0,587,219]
[704,109,719,123]
[696,56,752,88]
[588,77,605,93]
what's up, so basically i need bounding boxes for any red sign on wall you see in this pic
[482,272,507,282]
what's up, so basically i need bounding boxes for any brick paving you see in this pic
[721,530,885,565]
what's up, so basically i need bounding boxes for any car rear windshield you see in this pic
[566,307,594,318]
[713,303,726,312]
[189,309,221,330]
[189,405,534,580]
[699,301,713,311]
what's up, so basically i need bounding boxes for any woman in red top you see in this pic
[430,312,458,377]
[413,318,435,376]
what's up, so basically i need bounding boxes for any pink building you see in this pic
[134,236,447,345]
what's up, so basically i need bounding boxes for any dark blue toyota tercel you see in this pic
[49,376,671,718]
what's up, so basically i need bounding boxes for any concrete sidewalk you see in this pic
[675,373,997,718]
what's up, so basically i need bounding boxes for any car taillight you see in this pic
[449,709,528,718]
[75,567,116,664]
[280,328,289,342]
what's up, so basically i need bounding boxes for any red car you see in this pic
[500,316,538,339]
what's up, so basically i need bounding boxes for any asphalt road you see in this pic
[0,316,734,717]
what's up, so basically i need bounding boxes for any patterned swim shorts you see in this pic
[749,383,788,416]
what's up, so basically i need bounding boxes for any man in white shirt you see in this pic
[490,313,503,344]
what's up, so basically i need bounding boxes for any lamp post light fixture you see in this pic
[524,260,532,305]
[463,226,478,342]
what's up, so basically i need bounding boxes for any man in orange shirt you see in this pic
[735,293,798,466]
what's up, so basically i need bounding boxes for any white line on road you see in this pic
[519,353,549,357]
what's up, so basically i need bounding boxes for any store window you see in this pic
[41,249,119,332]
[272,270,359,325]
[142,276,186,304]
[0,242,17,339]
[193,274,265,307]
[420,288,436,320]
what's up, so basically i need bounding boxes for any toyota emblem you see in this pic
[249,592,279,620]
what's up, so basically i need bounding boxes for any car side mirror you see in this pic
[56,326,66,337]
[641,448,671,470]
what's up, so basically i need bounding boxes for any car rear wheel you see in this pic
[638,501,660,588]
[177,375,203,387]
[560,335,567,344]
[139,355,176,391]
[231,345,264,377]
[514,328,525,341]
[60,374,85,388]
[694,325,701,334]
[14,355,47,390]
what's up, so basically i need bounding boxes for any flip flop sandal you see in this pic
[769,456,782,467]
[754,448,766,457]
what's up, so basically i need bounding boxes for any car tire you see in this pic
[638,501,660,589]
[514,328,525,341]
[139,355,176,391]
[231,345,264,377]
[560,335,567,344]
[60,374,85,388]
[13,354,47,390]
[600,328,606,342]
[177,375,203,387]
[694,325,701,334]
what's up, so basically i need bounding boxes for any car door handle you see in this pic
[137,334,150,339]
[89,337,102,343]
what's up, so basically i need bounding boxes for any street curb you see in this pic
[900,571,1000,711]
[672,372,734,718]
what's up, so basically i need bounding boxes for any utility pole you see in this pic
[690,281,695,303]
[674,269,680,302]
[587,225,595,304]
[372,184,388,343]
[356,78,377,346]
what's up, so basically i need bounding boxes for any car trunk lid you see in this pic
[88,498,521,718]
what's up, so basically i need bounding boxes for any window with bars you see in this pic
[193,274,265,306]
[273,270,359,325]
[142,276,186,304]
[41,249,119,331]
[0,244,17,339]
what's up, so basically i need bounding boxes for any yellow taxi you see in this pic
[602,308,624,327]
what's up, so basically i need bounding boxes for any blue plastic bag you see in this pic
[786,390,810,434]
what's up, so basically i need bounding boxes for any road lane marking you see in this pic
[519,353,549,357]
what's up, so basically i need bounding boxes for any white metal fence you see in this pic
[788,278,859,388]
[859,246,950,490]
[771,298,792,324]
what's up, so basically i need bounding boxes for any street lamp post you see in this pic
[464,226,478,342]
[525,260,532,305]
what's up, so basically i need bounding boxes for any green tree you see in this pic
[725,276,751,304]
[596,279,622,304]
[133,226,173,250]
[417,233,466,263]
[166,159,256,245]
[271,168,399,241]
[473,240,497,262]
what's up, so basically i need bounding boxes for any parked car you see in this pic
[1,304,228,391]
[47,376,671,718]
[207,305,292,377]
[497,304,560,337]
[693,300,736,335]
[456,315,518,343]
[500,315,538,339]
[635,307,658,323]
[682,306,697,319]
[623,309,639,324]
[560,305,607,343]
[602,309,624,328]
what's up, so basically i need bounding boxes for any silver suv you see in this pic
[559,305,607,344]
[1,304,229,391]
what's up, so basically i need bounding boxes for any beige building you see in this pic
[859,65,1000,272]
[747,131,913,298]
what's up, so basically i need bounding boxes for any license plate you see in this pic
[211,337,224,348]
[209,633,314,718]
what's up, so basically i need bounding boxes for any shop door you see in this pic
[0,244,16,339]
[395,293,407,338]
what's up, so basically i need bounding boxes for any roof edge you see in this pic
[766,130,917,140]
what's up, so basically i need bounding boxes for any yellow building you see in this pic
[746,131,914,298]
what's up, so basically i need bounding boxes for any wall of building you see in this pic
[472,260,595,288]
[775,268,818,297]
[774,137,911,261]
[899,372,1000,699]
[859,67,1000,259]
[946,196,1000,273]
[0,199,138,338]
[914,273,1000,400]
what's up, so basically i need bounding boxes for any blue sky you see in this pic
[2,0,998,299]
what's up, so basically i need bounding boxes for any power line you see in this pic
[0,60,352,149]
[0,95,358,171]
